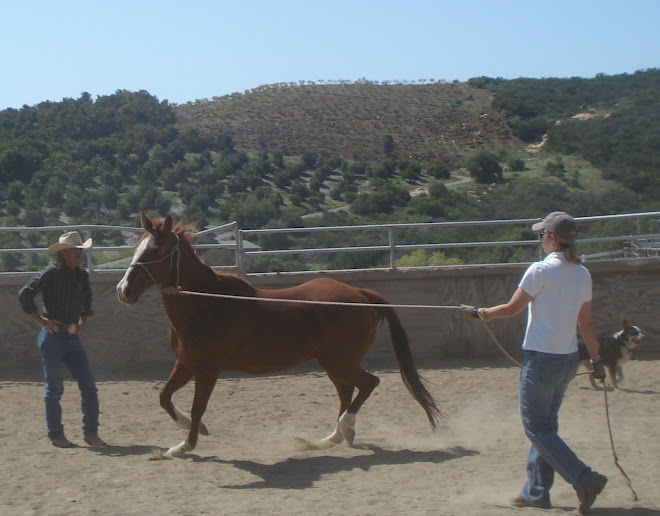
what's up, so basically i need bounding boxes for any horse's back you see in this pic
[260,277,386,304]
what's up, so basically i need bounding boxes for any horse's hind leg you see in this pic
[321,379,354,445]
[321,367,380,446]
[165,371,217,458]
[160,360,209,436]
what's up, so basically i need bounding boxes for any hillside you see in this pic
[0,71,658,271]
[176,81,518,167]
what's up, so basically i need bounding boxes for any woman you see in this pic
[466,212,607,515]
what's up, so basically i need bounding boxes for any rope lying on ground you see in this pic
[602,381,639,502]
[170,286,638,501]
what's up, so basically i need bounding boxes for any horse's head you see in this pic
[116,213,180,304]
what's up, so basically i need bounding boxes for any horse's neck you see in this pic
[176,241,218,289]
[213,273,256,296]
[177,242,255,295]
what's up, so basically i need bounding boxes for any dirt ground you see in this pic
[1,359,658,515]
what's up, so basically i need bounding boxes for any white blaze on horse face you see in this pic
[116,237,151,301]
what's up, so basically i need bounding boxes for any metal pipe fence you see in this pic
[1,211,659,276]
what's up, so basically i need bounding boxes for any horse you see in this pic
[116,213,442,458]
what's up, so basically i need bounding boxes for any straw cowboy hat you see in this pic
[48,231,93,254]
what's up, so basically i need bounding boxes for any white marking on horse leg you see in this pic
[320,411,357,447]
[338,411,357,445]
[320,422,344,446]
[164,440,192,458]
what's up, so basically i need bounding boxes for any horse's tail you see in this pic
[359,289,444,430]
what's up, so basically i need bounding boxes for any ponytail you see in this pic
[560,242,581,264]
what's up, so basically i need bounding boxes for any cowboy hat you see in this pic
[48,231,93,254]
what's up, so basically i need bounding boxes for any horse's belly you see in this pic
[227,348,316,375]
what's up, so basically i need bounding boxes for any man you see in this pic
[18,231,105,448]
[464,212,607,515]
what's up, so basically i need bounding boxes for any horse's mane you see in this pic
[173,220,199,245]
[135,218,200,247]
[171,218,256,296]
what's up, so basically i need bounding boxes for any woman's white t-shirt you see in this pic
[519,251,592,354]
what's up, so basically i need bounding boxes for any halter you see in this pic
[129,233,181,294]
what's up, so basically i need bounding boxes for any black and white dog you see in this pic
[578,320,645,389]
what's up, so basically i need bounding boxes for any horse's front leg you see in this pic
[165,370,217,458]
[159,360,211,437]
[160,331,210,436]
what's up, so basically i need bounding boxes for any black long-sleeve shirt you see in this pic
[18,265,93,324]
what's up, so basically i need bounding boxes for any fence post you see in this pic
[388,228,396,270]
[236,226,245,276]
[85,229,94,276]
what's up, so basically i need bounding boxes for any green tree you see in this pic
[464,149,503,184]
[43,179,65,207]
[428,161,451,179]
[396,250,463,267]
[508,158,526,172]
[301,151,317,170]
[0,233,23,272]
[383,134,395,158]
[6,180,24,203]
[272,151,284,169]
[23,200,45,226]
[273,170,290,188]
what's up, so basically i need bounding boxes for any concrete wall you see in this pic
[2,259,658,380]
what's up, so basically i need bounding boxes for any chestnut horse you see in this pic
[117,213,442,458]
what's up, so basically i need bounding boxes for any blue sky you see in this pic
[2,0,658,110]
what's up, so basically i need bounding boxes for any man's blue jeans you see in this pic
[519,350,597,505]
[37,328,99,439]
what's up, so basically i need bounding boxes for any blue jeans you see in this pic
[519,350,600,505]
[37,328,99,439]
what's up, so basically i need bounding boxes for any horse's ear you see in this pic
[163,215,173,233]
[141,212,153,232]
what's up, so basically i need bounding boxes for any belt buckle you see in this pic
[67,323,78,335]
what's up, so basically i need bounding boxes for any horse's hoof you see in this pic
[164,440,190,458]
[320,433,343,447]
[199,422,209,436]
[342,428,356,446]
[338,412,356,445]
[148,449,169,460]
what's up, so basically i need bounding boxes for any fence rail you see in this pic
[1,211,659,276]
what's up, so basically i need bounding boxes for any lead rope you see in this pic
[601,379,639,501]
[474,312,522,367]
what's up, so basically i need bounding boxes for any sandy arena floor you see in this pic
[0,359,658,515]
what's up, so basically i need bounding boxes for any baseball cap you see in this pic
[531,211,578,242]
